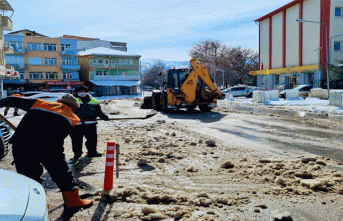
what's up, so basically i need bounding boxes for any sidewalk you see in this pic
[218,97,343,119]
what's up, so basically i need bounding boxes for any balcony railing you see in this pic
[6,63,27,69]
[90,63,139,69]
[4,44,14,54]
[1,16,13,31]
[61,64,80,70]
[60,50,77,55]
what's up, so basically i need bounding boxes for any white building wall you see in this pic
[285,5,300,67]
[260,19,270,69]
[271,13,283,69]
[302,0,321,66]
[330,0,343,66]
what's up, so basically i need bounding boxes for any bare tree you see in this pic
[141,61,166,89]
[189,40,258,87]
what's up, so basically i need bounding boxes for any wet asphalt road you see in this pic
[160,106,343,163]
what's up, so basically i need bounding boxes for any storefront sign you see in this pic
[46,81,84,86]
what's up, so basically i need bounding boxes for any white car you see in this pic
[28,92,68,102]
[279,85,311,99]
[0,169,48,221]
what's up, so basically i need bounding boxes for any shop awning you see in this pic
[249,64,318,76]
[90,80,140,86]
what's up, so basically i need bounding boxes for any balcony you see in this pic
[1,16,12,31]
[4,44,14,54]
[60,50,77,55]
[6,63,27,69]
[3,79,29,84]
[61,64,80,70]
[90,63,139,69]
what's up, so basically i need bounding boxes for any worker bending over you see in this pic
[0,94,93,210]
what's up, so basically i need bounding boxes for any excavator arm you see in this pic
[180,58,222,103]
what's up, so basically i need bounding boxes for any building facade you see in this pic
[250,0,343,90]
[0,1,18,98]
[4,30,83,91]
[78,47,140,96]
[63,35,127,52]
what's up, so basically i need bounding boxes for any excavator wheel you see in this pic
[152,93,161,110]
[199,104,212,112]
[160,92,168,111]
[141,96,153,109]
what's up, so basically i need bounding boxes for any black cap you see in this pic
[75,85,88,92]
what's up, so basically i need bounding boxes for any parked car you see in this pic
[221,85,262,98]
[279,85,311,99]
[0,169,48,221]
[0,119,48,220]
[28,92,68,102]
[23,91,45,97]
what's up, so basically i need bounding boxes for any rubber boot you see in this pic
[62,188,93,209]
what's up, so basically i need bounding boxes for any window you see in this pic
[124,59,128,64]
[45,72,58,80]
[62,71,72,79]
[8,41,23,50]
[335,7,342,17]
[129,59,134,64]
[27,42,41,51]
[44,58,58,66]
[105,60,109,64]
[119,59,123,64]
[62,57,72,65]
[43,43,57,51]
[61,44,71,52]
[98,59,103,64]
[28,57,42,65]
[334,41,341,51]
[29,72,43,79]
[96,70,107,76]
[93,59,97,64]
[19,72,25,79]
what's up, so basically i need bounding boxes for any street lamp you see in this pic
[296,19,329,90]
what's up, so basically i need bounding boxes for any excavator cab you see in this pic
[166,68,190,94]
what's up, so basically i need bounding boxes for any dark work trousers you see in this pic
[69,123,98,157]
[12,143,76,191]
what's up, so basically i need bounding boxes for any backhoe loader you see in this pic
[141,58,223,112]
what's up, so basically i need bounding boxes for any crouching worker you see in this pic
[0,94,93,210]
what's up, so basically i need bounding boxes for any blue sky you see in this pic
[7,0,291,61]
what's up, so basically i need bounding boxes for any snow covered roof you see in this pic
[78,47,141,57]
[90,80,140,86]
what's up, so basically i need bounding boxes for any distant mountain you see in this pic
[140,59,189,72]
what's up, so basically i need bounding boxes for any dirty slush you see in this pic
[2,98,343,221]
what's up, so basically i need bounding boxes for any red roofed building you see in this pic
[250,0,343,90]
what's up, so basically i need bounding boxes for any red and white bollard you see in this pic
[103,142,116,192]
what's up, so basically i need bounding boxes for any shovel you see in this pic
[81,110,157,122]
[0,113,17,130]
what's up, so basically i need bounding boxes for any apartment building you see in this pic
[4,30,83,91]
[250,0,343,90]
[0,0,17,98]
[63,35,127,52]
[78,47,141,96]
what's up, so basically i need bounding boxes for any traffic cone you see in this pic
[103,142,115,192]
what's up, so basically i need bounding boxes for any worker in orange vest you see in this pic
[0,94,93,211]
[4,93,24,116]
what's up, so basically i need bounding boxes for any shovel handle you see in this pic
[0,114,16,130]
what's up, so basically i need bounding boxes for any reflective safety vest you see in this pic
[31,99,80,126]
[76,97,99,105]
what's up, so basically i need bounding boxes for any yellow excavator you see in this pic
[141,58,223,112]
